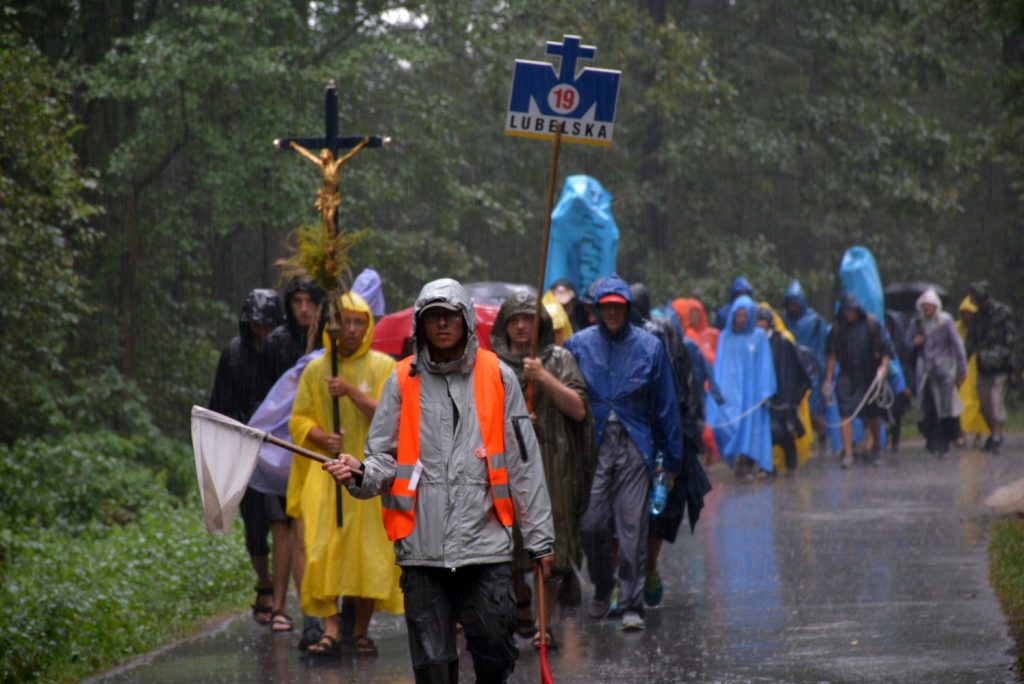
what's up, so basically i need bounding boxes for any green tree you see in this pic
[0,32,98,441]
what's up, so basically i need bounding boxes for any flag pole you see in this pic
[529,123,564,359]
[527,123,564,412]
[264,434,332,464]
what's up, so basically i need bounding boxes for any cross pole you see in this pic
[273,80,389,528]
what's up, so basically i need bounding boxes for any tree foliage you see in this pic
[0,32,99,441]
[1,0,1021,442]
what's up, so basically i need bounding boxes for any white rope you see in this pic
[824,372,895,428]
[707,398,769,429]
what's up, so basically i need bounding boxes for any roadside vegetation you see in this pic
[0,428,250,684]
[990,517,1024,673]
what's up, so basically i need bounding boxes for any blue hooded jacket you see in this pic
[782,280,830,366]
[565,275,683,473]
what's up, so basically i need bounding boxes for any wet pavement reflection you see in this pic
[89,438,1020,683]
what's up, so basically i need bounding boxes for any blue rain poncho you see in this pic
[783,280,830,416]
[706,296,776,471]
[782,280,829,365]
[544,175,620,296]
[714,276,754,330]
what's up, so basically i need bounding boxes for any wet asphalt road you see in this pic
[90,438,1021,683]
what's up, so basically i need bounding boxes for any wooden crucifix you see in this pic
[274,80,389,527]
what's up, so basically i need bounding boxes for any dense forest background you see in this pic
[3,0,1023,443]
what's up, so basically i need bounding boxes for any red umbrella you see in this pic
[372,303,500,358]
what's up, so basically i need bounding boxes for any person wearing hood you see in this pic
[288,291,400,657]
[707,296,776,481]
[565,275,683,632]
[714,276,754,330]
[323,278,554,683]
[208,289,288,628]
[824,294,895,468]
[549,278,582,332]
[756,306,814,474]
[265,276,326,378]
[966,281,1016,454]
[906,289,967,457]
[673,297,721,366]
[352,267,387,317]
[955,296,990,447]
[631,283,711,608]
[782,280,830,437]
[490,291,594,647]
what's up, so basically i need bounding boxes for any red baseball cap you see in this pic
[598,293,628,305]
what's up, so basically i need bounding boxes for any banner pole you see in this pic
[529,123,564,360]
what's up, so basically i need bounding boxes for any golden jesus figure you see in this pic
[289,137,370,236]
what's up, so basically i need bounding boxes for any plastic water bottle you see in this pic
[649,451,668,517]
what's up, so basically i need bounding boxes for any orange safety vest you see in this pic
[382,348,514,542]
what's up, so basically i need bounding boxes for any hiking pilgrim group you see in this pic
[206,246,1015,682]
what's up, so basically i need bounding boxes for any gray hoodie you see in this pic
[348,278,555,568]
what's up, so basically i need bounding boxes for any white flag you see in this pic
[190,406,265,535]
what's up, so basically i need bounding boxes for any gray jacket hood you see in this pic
[412,278,479,374]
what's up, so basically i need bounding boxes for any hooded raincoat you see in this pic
[672,297,720,365]
[564,275,683,473]
[288,292,403,616]
[707,296,776,471]
[348,279,555,568]
[956,296,989,436]
[782,282,830,367]
[490,293,595,573]
[760,304,816,472]
[714,277,754,330]
[826,294,896,419]
[209,289,284,424]
[264,277,326,378]
[907,289,966,420]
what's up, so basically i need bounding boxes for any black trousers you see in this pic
[400,563,518,684]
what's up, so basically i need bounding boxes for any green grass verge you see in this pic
[989,518,1024,672]
[0,431,252,683]
[2,505,250,683]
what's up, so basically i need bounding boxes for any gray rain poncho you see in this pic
[490,292,595,572]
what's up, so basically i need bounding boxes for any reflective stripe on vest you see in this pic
[381,348,513,542]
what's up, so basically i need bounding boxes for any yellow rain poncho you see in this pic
[956,296,990,436]
[760,302,813,473]
[288,292,403,616]
[542,290,573,343]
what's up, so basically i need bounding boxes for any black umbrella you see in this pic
[883,282,949,313]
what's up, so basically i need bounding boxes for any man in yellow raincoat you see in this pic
[288,291,402,657]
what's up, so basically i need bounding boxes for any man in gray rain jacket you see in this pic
[324,278,555,684]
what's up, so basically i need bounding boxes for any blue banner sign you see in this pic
[506,35,621,147]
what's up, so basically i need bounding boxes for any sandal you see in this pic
[307,633,342,658]
[270,610,294,632]
[515,600,534,637]
[531,628,558,651]
[353,635,378,657]
[297,621,323,651]
[251,587,273,625]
